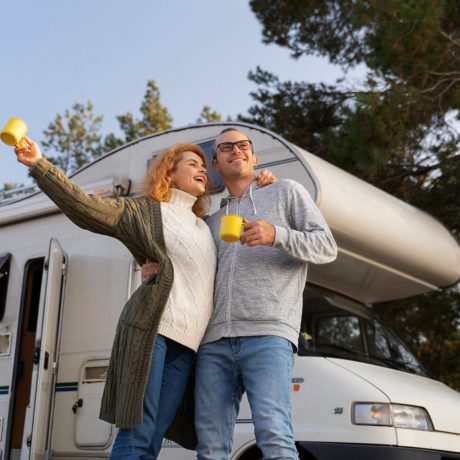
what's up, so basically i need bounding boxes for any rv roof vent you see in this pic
[83,365,108,383]
[0,332,12,357]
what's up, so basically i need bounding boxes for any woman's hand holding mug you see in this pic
[14,136,43,167]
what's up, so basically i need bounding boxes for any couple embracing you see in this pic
[15,127,337,459]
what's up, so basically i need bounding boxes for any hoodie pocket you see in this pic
[232,276,280,322]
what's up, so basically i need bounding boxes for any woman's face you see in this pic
[170,151,208,197]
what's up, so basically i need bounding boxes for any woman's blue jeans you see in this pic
[195,335,299,460]
[110,334,193,459]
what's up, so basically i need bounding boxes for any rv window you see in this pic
[198,140,225,194]
[24,260,44,332]
[0,253,11,321]
[299,284,427,376]
[363,320,392,359]
[315,315,364,356]
[364,320,426,375]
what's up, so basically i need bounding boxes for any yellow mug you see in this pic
[1,118,28,146]
[220,214,244,243]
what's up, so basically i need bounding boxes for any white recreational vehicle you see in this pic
[0,122,459,460]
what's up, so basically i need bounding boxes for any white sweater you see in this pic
[158,188,216,351]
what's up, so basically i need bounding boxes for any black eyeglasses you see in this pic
[215,140,253,154]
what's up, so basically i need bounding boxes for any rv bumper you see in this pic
[296,442,460,459]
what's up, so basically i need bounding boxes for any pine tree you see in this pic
[42,101,103,174]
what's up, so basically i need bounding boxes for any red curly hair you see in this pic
[142,143,210,218]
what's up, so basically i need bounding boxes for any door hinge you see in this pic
[33,347,50,370]
[32,347,40,365]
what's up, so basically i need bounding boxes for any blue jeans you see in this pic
[195,336,299,460]
[110,335,193,460]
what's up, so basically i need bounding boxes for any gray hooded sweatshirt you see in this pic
[203,179,338,347]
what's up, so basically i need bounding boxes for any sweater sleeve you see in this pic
[30,157,125,236]
[272,182,338,264]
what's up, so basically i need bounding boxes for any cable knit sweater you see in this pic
[159,188,216,351]
[29,158,210,444]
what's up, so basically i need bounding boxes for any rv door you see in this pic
[21,238,67,460]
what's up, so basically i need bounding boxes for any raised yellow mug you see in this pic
[220,214,243,243]
[1,118,28,146]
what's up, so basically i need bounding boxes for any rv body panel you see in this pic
[329,358,460,435]
[395,429,460,455]
[290,357,397,445]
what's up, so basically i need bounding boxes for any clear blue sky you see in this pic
[0,0,362,186]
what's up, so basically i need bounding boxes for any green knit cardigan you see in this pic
[31,158,197,449]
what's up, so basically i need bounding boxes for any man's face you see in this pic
[212,130,258,180]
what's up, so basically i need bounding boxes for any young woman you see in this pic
[14,136,273,459]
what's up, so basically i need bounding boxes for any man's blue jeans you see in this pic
[110,335,193,459]
[195,336,299,460]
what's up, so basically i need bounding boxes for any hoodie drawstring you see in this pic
[249,186,257,215]
[220,186,257,216]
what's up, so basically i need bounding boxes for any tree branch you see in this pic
[378,162,442,185]
[440,29,460,49]
[428,71,460,77]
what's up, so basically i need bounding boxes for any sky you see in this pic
[0,0,364,187]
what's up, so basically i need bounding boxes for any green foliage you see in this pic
[39,80,174,172]
[42,102,103,174]
[196,105,233,124]
[112,80,173,145]
[196,105,223,124]
[246,0,460,236]
[247,0,460,389]
[102,132,124,153]
[374,288,460,391]
[251,0,460,92]
[241,67,349,165]
[37,80,232,176]
[250,0,366,64]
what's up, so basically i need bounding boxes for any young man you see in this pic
[194,128,338,459]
